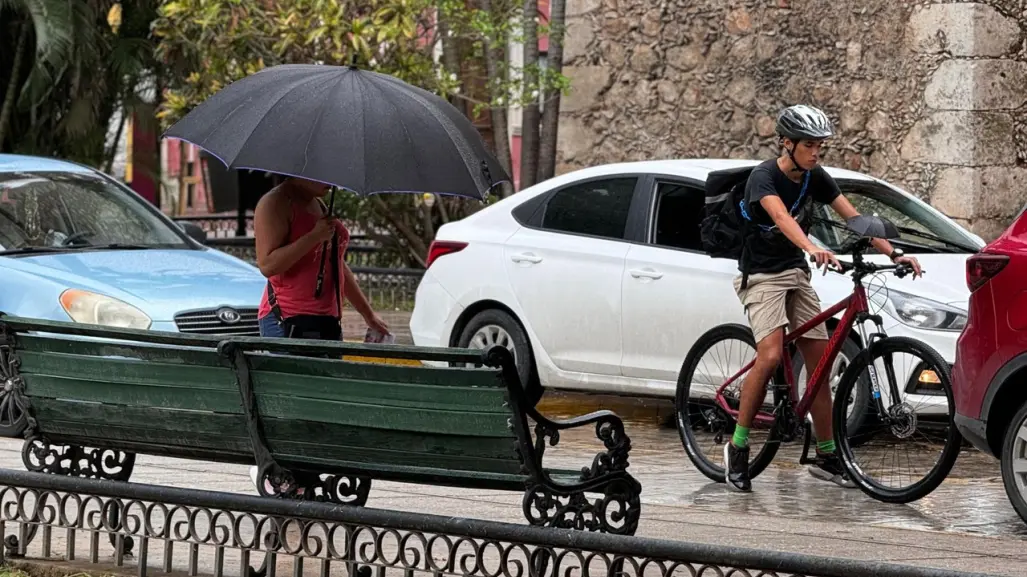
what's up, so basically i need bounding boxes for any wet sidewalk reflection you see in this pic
[536,393,1027,539]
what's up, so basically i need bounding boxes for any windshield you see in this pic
[810,181,979,254]
[0,170,188,252]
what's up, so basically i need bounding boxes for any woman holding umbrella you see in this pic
[162,63,510,500]
[253,175,390,340]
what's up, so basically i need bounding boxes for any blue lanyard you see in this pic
[739,170,810,231]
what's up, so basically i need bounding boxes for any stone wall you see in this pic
[555,0,1027,240]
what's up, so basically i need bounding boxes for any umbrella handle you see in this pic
[314,188,338,298]
[314,239,329,297]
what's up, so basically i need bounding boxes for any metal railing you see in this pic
[0,469,1002,577]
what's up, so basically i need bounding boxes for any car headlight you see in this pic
[870,288,966,331]
[59,289,152,329]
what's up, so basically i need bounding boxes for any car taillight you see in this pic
[966,253,1010,292]
[425,240,468,269]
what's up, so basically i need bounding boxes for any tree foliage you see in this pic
[153,0,569,266]
[0,0,160,168]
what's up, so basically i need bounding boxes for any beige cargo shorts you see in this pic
[733,267,830,345]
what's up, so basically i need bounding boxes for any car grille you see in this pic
[174,307,261,336]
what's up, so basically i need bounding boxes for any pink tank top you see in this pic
[257,200,350,319]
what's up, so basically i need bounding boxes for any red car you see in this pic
[953,204,1027,522]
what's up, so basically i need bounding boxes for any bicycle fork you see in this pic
[856,312,902,418]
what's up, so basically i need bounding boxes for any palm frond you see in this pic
[17,59,60,109]
[110,37,152,82]
[61,93,100,138]
[20,0,75,65]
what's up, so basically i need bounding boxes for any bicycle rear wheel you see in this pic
[832,336,960,503]
[675,323,785,483]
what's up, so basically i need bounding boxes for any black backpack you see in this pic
[700,165,810,289]
[700,166,755,261]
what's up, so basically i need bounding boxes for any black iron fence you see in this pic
[0,469,1002,577]
[172,215,254,239]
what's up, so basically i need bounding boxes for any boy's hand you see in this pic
[809,247,842,274]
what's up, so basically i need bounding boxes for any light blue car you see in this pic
[0,153,267,435]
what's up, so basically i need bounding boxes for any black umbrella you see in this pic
[162,63,511,296]
[845,215,900,240]
[163,63,509,199]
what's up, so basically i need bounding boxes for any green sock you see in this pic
[817,439,836,454]
[732,425,750,448]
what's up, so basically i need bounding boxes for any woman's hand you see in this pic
[365,311,390,336]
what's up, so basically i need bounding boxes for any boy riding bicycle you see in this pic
[725,104,922,493]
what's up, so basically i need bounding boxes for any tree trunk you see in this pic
[478,0,514,197]
[0,23,30,151]
[537,0,565,183]
[437,8,465,117]
[518,0,540,191]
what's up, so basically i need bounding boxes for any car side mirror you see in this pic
[179,221,208,244]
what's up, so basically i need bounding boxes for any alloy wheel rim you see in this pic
[468,324,518,364]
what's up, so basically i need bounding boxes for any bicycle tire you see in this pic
[832,336,960,504]
[675,323,784,483]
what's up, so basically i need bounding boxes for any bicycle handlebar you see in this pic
[808,255,924,278]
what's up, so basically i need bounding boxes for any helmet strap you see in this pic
[783,140,807,173]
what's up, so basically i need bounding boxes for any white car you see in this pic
[410,159,985,426]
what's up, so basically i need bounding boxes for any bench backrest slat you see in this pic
[249,353,509,414]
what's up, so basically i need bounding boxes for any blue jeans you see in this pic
[258,314,287,337]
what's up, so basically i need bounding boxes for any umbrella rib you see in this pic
[365,78,427,195]
[300,73,347,175]
[373,76,486,196]
[166,68,322,163]
[230,73,339,170]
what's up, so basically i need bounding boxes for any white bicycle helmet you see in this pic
[776,105,835,141]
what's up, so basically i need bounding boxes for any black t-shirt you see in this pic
[741,159,841,275]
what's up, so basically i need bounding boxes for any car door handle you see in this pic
[511,253,543,264]
[629,268,663,280]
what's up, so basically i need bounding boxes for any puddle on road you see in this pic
[536,392,1027,539]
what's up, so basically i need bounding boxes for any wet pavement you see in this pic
[538,392,1027,540]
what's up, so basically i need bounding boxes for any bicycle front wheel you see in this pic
[832,336,960,503]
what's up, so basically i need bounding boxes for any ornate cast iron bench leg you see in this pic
[521,416,643,536]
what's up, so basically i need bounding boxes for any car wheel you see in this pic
[792,334,874,437]
[456,309,542,405]
[1001,401,1027,525]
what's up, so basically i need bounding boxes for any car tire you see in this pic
[1000,401,1027,525]
[456,309,542,406]
[791,334,874,438]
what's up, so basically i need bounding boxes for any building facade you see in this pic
[552,0,1027,240]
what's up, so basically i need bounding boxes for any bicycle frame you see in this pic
[714,281,871,429]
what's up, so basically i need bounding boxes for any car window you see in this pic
[0,170,188,251]
[809,181,974,254]
[541,177,637,240]
[651,181,705,252]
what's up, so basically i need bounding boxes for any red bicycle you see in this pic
[675,223,961,503]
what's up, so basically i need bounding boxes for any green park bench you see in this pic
[0,314,643,538]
